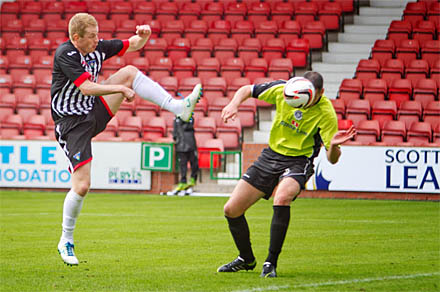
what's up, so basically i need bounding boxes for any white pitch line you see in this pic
[233,272,440,292]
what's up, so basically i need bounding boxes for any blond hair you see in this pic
[68,13,98,41]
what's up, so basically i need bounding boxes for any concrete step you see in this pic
[328,43,372,54]
[354,16,395,26]
[320,72,352,84]
[321,52,367,64]
[369,0,412,8]
[343,25,389,34]
[359,7,405,16]
[338,33,387,44]
[312,62,357,73]
[259,121,272,131]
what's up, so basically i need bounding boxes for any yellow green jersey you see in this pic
[251,80,338,158]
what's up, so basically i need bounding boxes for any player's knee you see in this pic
[121,65,138,76]
[223,203,241,218]
[74,180,90,196]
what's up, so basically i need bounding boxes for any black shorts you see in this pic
[242,147,315,199]
[54,96,113,172]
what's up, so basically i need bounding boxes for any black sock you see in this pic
[265,205,291,267]
[226,215,255,263]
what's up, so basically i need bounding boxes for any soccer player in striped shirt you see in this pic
[53,13,202,266]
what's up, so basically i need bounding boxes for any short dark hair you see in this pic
[303,71,324,91]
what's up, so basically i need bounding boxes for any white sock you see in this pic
[132,71,183,115]
[60,189,84,244]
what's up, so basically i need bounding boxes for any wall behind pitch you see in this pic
[0,140,151,190]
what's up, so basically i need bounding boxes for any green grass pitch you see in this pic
[0,190,439,292]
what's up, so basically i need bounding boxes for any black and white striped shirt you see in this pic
[50,39,129,122]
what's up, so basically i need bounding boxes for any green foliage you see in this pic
[0,190,439,291]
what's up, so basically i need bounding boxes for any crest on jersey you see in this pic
[73,152,81,161]
[294,110,303,120]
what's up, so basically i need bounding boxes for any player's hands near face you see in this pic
[331,125,356,146]
[221,103,239,123]
[136,25,152,39]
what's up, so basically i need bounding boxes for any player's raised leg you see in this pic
[102,65,201,122]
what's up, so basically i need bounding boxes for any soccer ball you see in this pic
[283,77,316,109]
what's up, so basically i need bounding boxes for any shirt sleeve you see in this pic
[252,80,286,104]
[98,39,129,60]
[56,49,91,87]
[319,99,339,150]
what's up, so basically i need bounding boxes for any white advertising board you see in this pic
[0,140,151,190]
[306,145,439,193]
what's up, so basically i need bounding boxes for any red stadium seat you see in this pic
[407,121,433,144]
[262,38,285,65]
[318,2,343,31]
[422,101,440,129]
[380,58,404,86]
[143,38,167,64]
[173,58,196,79]
[405,59,429,87]
[254,21,279,44]
[148,57,173,81]
[395,39,420,67]
[221,58,245,86]
[178,77,203,97]
[238,98,257,128]
[338,119,353,131]
[133,2,156,23]
[271,2,294,26]
[413,20,436,42]
[207,20,231,46]
[356,120,380,144]
[388,79,412,108]
[1,114,23,138]
[302,21,327,50]
[268,58,294,80]
[244,58,268,83]
[118,116,142,141]
[294,2,318,27]
[0,93,16,118]
[178,2,201,28]
[230,20,254,46]
[191,38,213,65]
[248,2,271,23]
[197,138,224,169]
[278,20,301,45]
[371,39,396,67]
[227,77,251,98]
[161,20,185,45]
[403,2,427,27]
[355,59,380,87]
[167,38,191,63]
[331,99,345,120]
[224,2,247,23]
[23,114,46,139]
[387,20,412,43]
[203,77,227,104]
[363,79,387,105]
[194,116,217,141]
[286,39,310,69]
[197,58,220,84]
[338,78,363,103]
[155,2,178,23]
[207,97,230,125]
[421,40,440,67]
[141,116,166,141]
[397,100,422,129]
[381,120,406,145]
[413,78,437,108]
[135,98,160,118]
[214,38,238,66]
[200,2,224,27]
[345,99,371,127]
[216,117,242,149]
[238,38,262,66]
[371,100,398,128]
[185,20,209,46]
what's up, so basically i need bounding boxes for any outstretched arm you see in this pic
[221,85,253,123]
[326,125,356,164]
[127,25,152,52]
